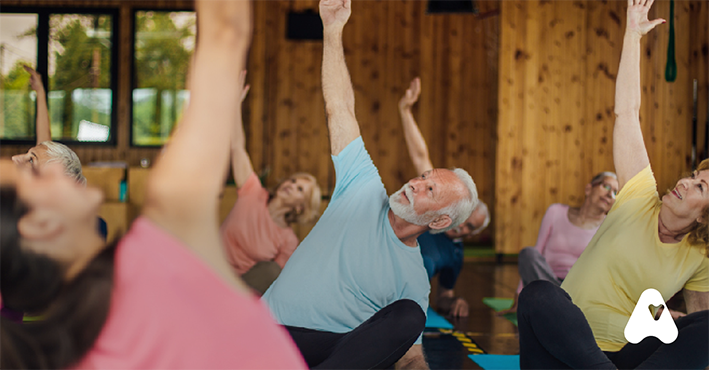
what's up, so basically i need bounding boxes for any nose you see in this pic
[11,154,26,166]
[409,178,425,193]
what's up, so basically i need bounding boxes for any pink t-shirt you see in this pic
[221,173,299,275]
[76,217,306,369]
[517,203,600,293]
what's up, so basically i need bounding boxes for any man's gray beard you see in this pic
[388,185,432,226]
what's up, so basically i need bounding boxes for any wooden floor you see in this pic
[424,260,521,369]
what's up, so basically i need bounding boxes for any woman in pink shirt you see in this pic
[221,72,321,294]
[499,172,618,314]
[0,2,305,368]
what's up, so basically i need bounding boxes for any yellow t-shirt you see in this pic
[561,165,709,352]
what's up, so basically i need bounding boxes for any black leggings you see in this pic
[285,299,425,369]
[518,280,709,369]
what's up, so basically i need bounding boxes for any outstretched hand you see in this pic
[626,0,665,37]
[238,70,250,104]
[319,0,351,30]
[399,77,421,110]
[23,65,45,93]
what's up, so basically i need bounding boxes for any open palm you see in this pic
[319,0,351,29]
[626,0,665,36]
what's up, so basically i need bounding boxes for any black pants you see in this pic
[518,280,709,369]
[285,299,425,369]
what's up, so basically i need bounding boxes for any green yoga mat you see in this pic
[482,297,518,326]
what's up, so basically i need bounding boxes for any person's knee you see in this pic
[518,280,558,316]
[388,300,425,339]
[518,247,537,262]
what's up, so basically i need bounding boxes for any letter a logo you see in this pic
[624,288,678,344]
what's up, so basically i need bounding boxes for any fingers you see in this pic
[412,77,421,95]
[648,18,666,32]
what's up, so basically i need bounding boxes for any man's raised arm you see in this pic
[320,0,360,156]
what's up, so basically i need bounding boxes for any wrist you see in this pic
[323,25,344,36]
[624,31,642,42]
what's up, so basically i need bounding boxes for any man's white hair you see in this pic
[40,141,86,186]
[470,201,490,235]
[430,168,478,234]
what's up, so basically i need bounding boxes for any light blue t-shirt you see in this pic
[262,137,430,344]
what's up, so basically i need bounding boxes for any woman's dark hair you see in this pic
[0,186,117,369]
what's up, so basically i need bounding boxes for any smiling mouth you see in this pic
[672,189,682,200]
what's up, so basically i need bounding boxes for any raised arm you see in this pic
[24,66,51,144]
[319,0,360,156]
[613,0,664,189]
[144,0,252,285]
[399,77,434,174]
[230,70,254,188]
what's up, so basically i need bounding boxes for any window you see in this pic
[132,10,195,147]
[0,8,117,144]
[0,13,38,140]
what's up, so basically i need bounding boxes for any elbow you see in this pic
[614,107,640,118]
[324,103,355,119]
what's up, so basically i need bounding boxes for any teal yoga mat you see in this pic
[469,354,520,370]
[482,297,518,326]
[425,307,454,329]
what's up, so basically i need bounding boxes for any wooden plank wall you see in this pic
[2,0,501,243]
[495,0,709,254]
[247,0,500,244]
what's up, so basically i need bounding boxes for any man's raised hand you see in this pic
[319,0,351,31]
[626,0,664,38]
[399,77,421,110]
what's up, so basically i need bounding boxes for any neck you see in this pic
[657,206,693,243]
[578,200,607,222]
[267,198,290,228]
[388,209,428,247]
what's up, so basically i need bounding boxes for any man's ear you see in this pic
[585,183,592,196]
[17,210,63,241]
[429,214,452,231]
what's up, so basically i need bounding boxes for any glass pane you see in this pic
[0,13,38,140]
[132,11,195,146]
[49,13,113,142]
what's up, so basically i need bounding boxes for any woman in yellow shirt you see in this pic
[517,0,709,368]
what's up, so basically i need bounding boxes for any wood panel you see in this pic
[2,0,500,244]
[248,0,500,243]
[495,0,707,254]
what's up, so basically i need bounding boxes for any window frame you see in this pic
[0,6,120,146]
[129,7,195,148]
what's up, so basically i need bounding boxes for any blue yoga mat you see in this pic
[468,354,520,370]
[425,307,453,329]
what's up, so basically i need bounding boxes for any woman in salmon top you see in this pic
[0,2,306,368]
[221,72,321,294]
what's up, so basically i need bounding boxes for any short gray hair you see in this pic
[430,168,479,234]
[470,201,490,235]
[40,141,86,186]
[589,171,617,186]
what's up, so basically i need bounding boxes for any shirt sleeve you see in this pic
[534,204,558,257]
[237,172,265,197]
[273,232,300,268]
[613,165,657,209]
[684,250,709,292]
[330,137,380,200]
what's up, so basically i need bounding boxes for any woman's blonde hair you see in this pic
[271,173,322,225]
[687,159,709,256]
